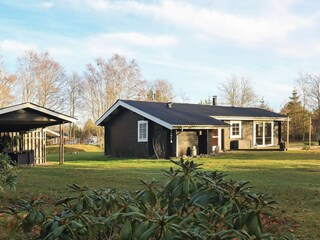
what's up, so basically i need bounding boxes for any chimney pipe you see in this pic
[212,96,217,106]
[167,102,173,109]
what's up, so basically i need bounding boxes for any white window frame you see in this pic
[230,121,242,138]
[253,121,274,146]
[138,120,148,142]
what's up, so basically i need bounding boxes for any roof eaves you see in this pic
[172,124,229,130]
[0,102,77,123]
[96,100,173,130]
[212,116,287,121]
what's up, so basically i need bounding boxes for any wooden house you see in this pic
[96,99,287,158]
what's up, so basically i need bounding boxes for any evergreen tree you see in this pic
[281,88,309,141]
[258,97,273,111]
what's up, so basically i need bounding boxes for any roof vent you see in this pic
[167,102,173,109]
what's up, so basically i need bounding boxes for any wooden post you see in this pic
[286,116,290,150]
[278,121,282,145]
[309,115,312,147]
[43,129,46,163]
[59,124,64,165]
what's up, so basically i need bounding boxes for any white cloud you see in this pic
[87,32,177,47]
[277,42,320,58]
[37,1,54,9]
[85,0,109,10]
[0,31,177,73]
[0,39,37,55]
[150,58,227,79]
[71,1,315,46]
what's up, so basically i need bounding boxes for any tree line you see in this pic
[0,50,176,144]
[1,50,319,142]
[206,74,320,141]
[281,74,320,141]
[1,50,175,116]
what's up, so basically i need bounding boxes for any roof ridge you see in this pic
[121,99,275,111]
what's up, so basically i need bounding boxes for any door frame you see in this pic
[212,128,222,151]
[253,121,274,146]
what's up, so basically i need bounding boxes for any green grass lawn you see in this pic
[1,150,319,238]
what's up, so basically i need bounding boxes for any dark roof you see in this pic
[120,100,285,126]
[0,102,76,132]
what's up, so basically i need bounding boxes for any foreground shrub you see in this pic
[0,153,18,192]
[1,159,292,239]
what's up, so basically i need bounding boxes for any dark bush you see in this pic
[0,153,18,192]
[1,159,292,239]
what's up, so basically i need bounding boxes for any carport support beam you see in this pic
[59,124,64,165]
[286,116,290,151]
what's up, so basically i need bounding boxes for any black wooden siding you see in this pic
[103,108,176,158]
[102,108,219,158]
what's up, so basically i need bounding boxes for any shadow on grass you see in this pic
[217,151,320,161]
[47,151,320,164]
[3,151,319,239]
[47,153,172,165]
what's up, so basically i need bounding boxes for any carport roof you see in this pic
[0,102,76,132]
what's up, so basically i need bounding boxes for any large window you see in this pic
[254,121,274,146]
[230,121,241,138]
[138,120,148,142]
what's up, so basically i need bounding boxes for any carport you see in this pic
[0,102,76,164]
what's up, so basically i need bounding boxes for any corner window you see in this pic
[138,120,148,142]
[230,121,241,138]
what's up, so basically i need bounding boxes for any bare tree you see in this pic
[308,75,320,111]
[296,72,320,140]
[296,73,311,140]
[219,75,257,107]
[307,74,320,140]
[84,54,145,120]
[67,73,83,143]
[0,60,16,108]
[16,51,37,103]
[16,50,66,110]
[83,54,146,147]
[178,89,190,103]
[147,79,175,102]
[105,54,144,103]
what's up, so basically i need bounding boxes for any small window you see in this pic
[138,120,148,142]
[230,121,241,138]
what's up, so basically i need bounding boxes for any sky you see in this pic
[1,0,320,111]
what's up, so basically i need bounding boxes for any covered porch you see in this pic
[0,102,76,165]
[172,125,228,157]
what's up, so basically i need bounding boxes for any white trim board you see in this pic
[172,125,229,130]
[0,102,76,123]
[45,128,60,137]
[96,100,173,129]
[213,116,287,121]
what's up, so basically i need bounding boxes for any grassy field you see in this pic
[46,144,103,154]
[0,149,319,238]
